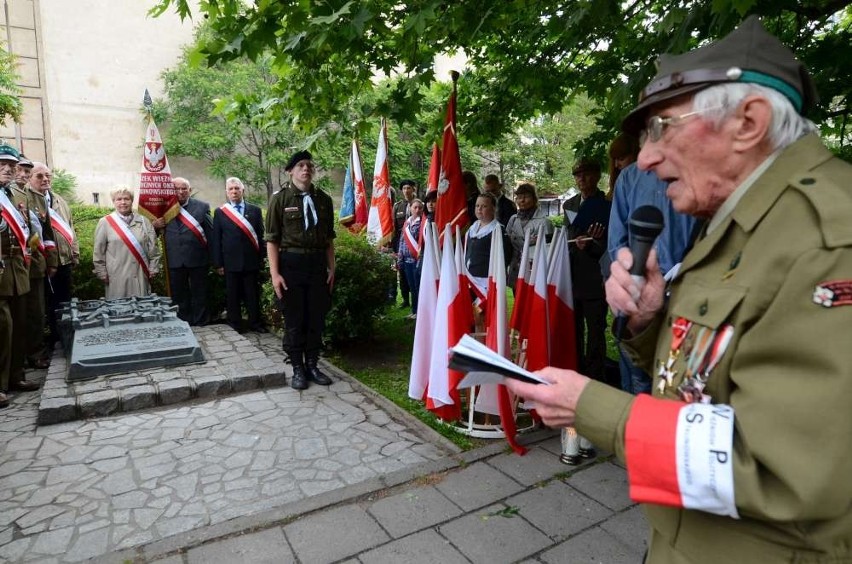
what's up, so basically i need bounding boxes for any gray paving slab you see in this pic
[438,503,552,563]
[367,484,463,538]
[486,443,570,486]
[358,529,469,564]
[539,524,644,564]
[600,505,650,556]
[187,527,294,564]
[434,461,525,512]
[507,480,614,541]
[284,505,390,563]
[562,461,634,512]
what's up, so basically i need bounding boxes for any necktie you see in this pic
[236,203,243,215]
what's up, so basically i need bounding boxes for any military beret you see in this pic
[0,143,20,163]
[399,179,417,189]
[17,154,33,168]
[623,15,819,135]
[572,158,601,175]
[284,150,313,172]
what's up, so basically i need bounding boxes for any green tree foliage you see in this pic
[51,169,79,203]
[0,44,22,127]
[154,48,306,200]
[151,1,850,158]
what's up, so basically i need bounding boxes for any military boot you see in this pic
[305,355,332,386]
[290,362,309,390]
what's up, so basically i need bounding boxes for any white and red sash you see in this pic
[48,208,76,246]
[0,189,31,264]
[625,394,738,518]
[219,203,259,252]
[402,216,423,260]
[177,206,207,247]
[105,213,150,278]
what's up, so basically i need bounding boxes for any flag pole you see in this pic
[143,88,172,298]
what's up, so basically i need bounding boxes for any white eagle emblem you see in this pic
[144,142,166,172]
[437,168,450,194]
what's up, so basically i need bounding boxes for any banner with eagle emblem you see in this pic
[137,109,179,223]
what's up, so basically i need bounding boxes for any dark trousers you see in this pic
[224,269,261,330]
[400,259,419,315]
[574,297,608,381]
[46,264,72,346]
[25,276,46,359]
[279,251,330,363]
[170,266,209,326]
[6,292,27,390]
[399,265,411,305]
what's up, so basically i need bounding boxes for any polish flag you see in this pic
[509,229,532,338]
[524,224,550,371]
[426,225,472,421]
[480,226,528,455]
[339,139,368,233]
[547,227,578,370]
[425,142,441,195]
[435,77,468,241]
[367,118,394,247]
[409,221,440,401]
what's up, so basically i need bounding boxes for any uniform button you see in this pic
[699,300,708,316]
[729,252,741,270]
[800,177,816,185]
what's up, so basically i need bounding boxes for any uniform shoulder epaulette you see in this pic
[789,157,852,248]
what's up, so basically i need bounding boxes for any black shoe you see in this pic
[291,365,309,390]
[10,380,40,392]
[0,392,8,408]
[250,325,268,334]
[305,357,332,386]
[579,447,596,459]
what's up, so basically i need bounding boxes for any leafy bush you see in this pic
[51,169,79,204]
[325,228,395,345]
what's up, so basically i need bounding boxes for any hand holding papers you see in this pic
[449,334,549,388]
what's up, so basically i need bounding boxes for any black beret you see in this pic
[623,16,818,135]
[285,150,313,172]
[399,179,417,189]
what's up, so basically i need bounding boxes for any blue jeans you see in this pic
[619,346,652,394]
[400,259,420,315]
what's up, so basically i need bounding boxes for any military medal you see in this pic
[657,317,691,393]
[678,324,734,403]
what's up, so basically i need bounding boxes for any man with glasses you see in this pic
[265,150,336,390]
[31,163,78,351]
[505,17,852,561]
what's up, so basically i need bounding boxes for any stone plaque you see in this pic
[59,295,204,381]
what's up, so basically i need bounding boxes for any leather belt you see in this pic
[281,248,324,255]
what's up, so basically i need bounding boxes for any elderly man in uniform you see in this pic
[506,17,852,562]
[21,156,59,368]
[266,150,335,390]
[153,177,212,326]
[31,163,78,349]
[0,144,40,408]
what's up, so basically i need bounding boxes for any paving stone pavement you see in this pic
[0,331,649,563]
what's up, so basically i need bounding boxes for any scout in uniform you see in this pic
[504,17,852,563]
[265,150,336,390]
[0,144,41,408]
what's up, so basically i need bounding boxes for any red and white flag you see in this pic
[409,221,440,401]
[547,227,578,370]
[426,142,441,195]
[435,80,468,241]
[137,114,178,223]
[509,229,532,338]
[524,224,550,371]
[367,118,394,247]
[339,139,368,233]
[426,225,472,421]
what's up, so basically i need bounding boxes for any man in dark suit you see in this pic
[211,177,266,333]
[563,159,610,385]
[153,177,212,326]
[483,174,517,227]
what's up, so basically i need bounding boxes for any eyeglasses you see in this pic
[35,173,52,179]
[640,106,723,146]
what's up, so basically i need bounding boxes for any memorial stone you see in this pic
[58,295,205,381]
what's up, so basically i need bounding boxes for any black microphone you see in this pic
[614,205,665,340]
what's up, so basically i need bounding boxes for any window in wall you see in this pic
[92,193,100,205]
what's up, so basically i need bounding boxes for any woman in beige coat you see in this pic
[92,187,161,299]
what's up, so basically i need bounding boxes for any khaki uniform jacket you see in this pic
[47,190,79,266]
[264,183,335,250]
[0,185,31,296]
[24,186,59,278]
[92,213,161,299]
[575,135,852,563]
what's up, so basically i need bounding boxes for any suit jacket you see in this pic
[211,201,265,272]
[563,190,610,300]
[164,197,212,269]
[0,185,31,296]
[577,134,852,563]
[495,194,517,227]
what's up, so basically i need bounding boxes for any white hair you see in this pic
[110,186,134,201]
[692,83,817,151]
[225,177,244,190]
[172,176,191,188]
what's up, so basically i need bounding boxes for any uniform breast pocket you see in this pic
[284,209,303,222]
[671,280,748,330]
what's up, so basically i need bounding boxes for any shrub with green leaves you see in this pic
[325,228,395,345]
